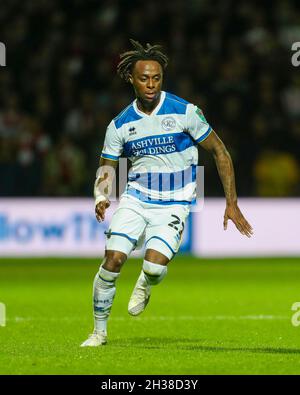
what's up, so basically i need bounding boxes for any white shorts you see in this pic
[105,196,190,260]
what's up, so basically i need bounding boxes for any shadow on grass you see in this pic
[113,337,300,355]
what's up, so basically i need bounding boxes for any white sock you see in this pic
[93,265,120,334]
[142,260,168,286]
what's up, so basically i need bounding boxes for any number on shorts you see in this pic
[168,214,185,240]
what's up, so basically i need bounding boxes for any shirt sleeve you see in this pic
[101,121,123,161]
[186,103,212,143]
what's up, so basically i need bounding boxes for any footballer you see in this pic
[81,40,253,347]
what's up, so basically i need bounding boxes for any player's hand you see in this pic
[95,199,111,222]
[223,203,253,238]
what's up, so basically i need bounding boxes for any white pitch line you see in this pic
[112,315,289,321]
[6,315,289,323]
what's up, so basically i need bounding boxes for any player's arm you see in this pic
[198,131,253,237]
[94,157,118,222]
[95,119,123,222]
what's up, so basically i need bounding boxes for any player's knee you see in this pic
[103,250,127,273]
[143,260,167,285]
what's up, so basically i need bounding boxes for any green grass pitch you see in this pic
[1,256,300,375]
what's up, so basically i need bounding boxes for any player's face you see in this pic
[129,60,163,104]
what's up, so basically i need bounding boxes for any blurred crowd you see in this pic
[0,0,299,197]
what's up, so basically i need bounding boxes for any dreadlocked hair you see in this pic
[117,39,168,82]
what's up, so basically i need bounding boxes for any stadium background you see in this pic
[1,0,299,199]
[1,0,300,375]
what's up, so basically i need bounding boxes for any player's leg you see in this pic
[128,249,169,316]
[81,249,128,347]
[94,251,126,333]
[128,205,189,316]
[81,198,146,346]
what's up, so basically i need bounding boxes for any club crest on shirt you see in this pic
[161,116,176,131]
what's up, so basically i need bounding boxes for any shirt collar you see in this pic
[133,91,166,117]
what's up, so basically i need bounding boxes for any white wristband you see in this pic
[95,195,107,206]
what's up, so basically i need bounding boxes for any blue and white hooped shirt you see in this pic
[101,91,212,205]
